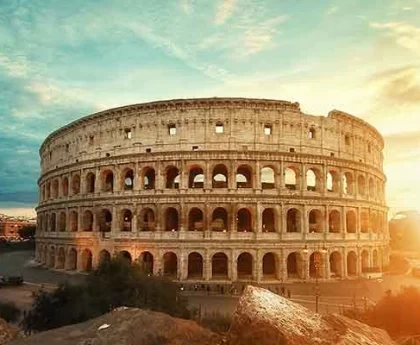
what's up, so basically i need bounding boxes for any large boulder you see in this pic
[228,286,396,345]
[0,318,19,345]
[11,307,223,345]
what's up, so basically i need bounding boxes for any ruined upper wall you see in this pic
[39,97,385,173]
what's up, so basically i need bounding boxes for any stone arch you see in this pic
[346,211,356,233]
[211,207,228,232]
[370,212,378,233]
[287,252,303,279]
[51,179,59,198]
[361,250,369,272]
[309,251,324,278]
[188,165,204,188]
[308,127,316,139]
[212,164,228,188]
[369,178,375,198]
[286,208,301,233]
[188,252,203,279]
[57,247,65,269]
[99,209,112,232]
[143,167,156,189]
[329,210,341,233]
[138,251,154,274]
[262,208,276,232]
[62,177,69,197]
[329,251,342,277]
[50,213,56,232]
[82,210,93,231]
[139,208,155,231]
[118,250,132,265]
[236,165,252,188]
[261,166,275,189]
[188,207,204,231]
[121,209,133,232]
[98,249,111,266]
[237,252,253,279]
[101,169,114,192]
[165,166,180,189]
[342,172,354,195]
[347,251,357,276]
[361,210,369,233]
[165,207,179,232]
[284,167,298,190]
[163,252,178,277]
[327,171,340,192]
[58,211,66,232]
[43,246,48,265]
[122,168,134,191]
[71,174,81,195]
[308,209,323,233]
[373,249,379,269]
[262,252,278,279]
[85,172,95,193]
[237,208,252,232]
[81,249,93,271]
[212,252,228,279]
[67,248,77,270]
[48,246,56,268]
[358,175,366,195]
[306,168,321,192]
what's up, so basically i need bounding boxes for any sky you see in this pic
[0,0,420,218]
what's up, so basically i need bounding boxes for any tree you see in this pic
[18,225,36,239]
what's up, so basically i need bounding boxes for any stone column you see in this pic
[204,161,211,190]
[132,207,138,232]
[179,251,187,281]
[254,161,260,190]
[255,250,261,282]
[256,203,262,233]
[114,167,121,193]
[324,251,330,279]
[134,162,141,191]
[77,207,82,232]
[302,205,308,240]
[204,250,211,281]
[80,169,86,194]
[277,161,284,190]
[229,160,236,190]
[112,205,118,233]
[95,167,101,193]
[301,163,307,192]
[231,251,238,282]
[93,209,98,232]
[342,248,347,278]
[230,204,237,233]
[156,204,162,232]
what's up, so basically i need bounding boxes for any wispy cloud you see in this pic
[215,0,238,25]
[181,0,194,14]
[326,6,339,15]
[0,54,29,77]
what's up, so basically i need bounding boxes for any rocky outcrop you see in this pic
[0,318,19,345]
[228,286,396,345]
[11,307,223,345]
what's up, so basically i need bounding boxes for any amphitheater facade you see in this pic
[35,97,389,284]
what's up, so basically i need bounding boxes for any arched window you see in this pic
[236,165,252,188]
[139,252,154,274]
[51,179,59,198]
[262,253,278,279]
[163,252,178,277]
[166,166,180,189]
[329,251,342,277]
[99,250,111,267]
[346,211,356,233]
[123,169,134,191]
[308,209,323,233]
[347,251,357,276]
[102,170,114,192]
[308,127,316,139]
[58,212,66,232]
[237,208,252,232]
[212,164,228,188]
[327,171,339,192]
[82,210,93,231]
[358,175,366,195]
[121,209,133,231]
[262,208,275,232]
[188,208,204,231]
[361,210,369,233]
[211,207,228,232]
[139,208,155,231]
[329,210,341,233]
[143,168,156,189]
[342,172,354,195]
[284,167,297,190]
[99,209,112,232]
[306,169,318,191]
[261,167,275,189]
[287,252,303,278]
[62,177,69,196]
[81,249,93,271]
[286,208,301,233]
[118,251,132,265]
[188,166,204,188]
[369,178,375,198]
[71,174,81,195]
[237,252,253,279]
[69,211,78,232]
[188,252,203,278]
[50,213,56,232]
[86,173,95,193]
[309,252,324,278]
[212,252,228,278]
[165,208,179,232]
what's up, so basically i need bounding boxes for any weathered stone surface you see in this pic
[11,308,223,345]
[228,286,396,345]
[0,318,19,345]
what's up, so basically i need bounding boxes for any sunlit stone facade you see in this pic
[35,97,389,283]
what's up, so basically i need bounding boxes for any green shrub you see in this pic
[0,301,21,323]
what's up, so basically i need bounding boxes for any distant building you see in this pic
[0,214,36,239]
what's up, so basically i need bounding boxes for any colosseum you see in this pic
[35,97,389,284]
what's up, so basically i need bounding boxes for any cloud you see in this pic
[326,6,339,15]
[181,0,194,14]
[0,54,29,77]
[215,0,238,25]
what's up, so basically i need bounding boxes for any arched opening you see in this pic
[329,251,342,277]
[347,251,357,276]
[211,207,228,232]
[98,250,111,266]
[212,164,228,188]
[327,171,339,192]
[67,248,77,270]
[369,178,375,198]
[62,177,69,196]
[50,213,56,232]
[188,166,204,188]
[139,251,154,274]
[57,247,65,269]
[237,252,253,279]
[329,210,341,233]
[261,167,275,189]
[188,252,203,279]
[358,175,366,195]
[102,170,114,192]
[237,208,252,232]
[82,210,93,231]
[81,249,93,271]
[309,252,324,278]
[86,173,95,193]
[165,207,179,232]
[306,168,320,192]
[343,172,354,195]
[370,213,377,233]
[285,167,298,190]
[287,252,303,278]
[143,168,155,189]
[212,252,228,278]
[346,211,356,233]
[373,249,379,269]
[139,208,155,231]
[121,209,132,232]
[287,208,301,233]
[308,127,316,139]
[46,181,51,199]
[262,208,275,232]
[263,253,277,279]
[166,166,180,189]
[43,247,48,265]
[51,179,59,198]
[361,250,369,273]
[122,168,134,191]
[118,251,132,265]
[58,212,66,232]
[163,252,178,277]
[48,247,56,268]
[188,208,204,231]
[236,165,252,188]
[71,174,81,195]
[309,209,323,233]
[99,209,112,232]
[361,211,369,233]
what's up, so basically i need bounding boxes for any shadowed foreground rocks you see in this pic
[11,308,224,345]
[0,318,19,345]
[229,286,396,345]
